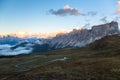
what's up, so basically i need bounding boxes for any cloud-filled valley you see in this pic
[0,44,33,56]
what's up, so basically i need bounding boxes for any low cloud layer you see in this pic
[49,5,81,16]
[0,44,33,56]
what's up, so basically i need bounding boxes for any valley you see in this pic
[0,35,120,80]
[1,0,120,80]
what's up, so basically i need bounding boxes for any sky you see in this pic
[0,0,120,35]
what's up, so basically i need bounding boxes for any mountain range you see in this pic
[0,33,120,80]
[0,21,119,56]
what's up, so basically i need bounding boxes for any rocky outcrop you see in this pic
[9,21,120,53]
[91,21,119,38]
[49,21,119,48]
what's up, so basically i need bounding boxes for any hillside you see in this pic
[0,34,120,80]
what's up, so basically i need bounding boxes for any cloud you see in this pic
[0,44,11,50]
[114,16,120,21]
[82,11,97,16]
[49,5,81,16]
[87,11,97,16]
[0,44,33,56]
[117,0,120,13]
[49,5,97,17]
[100,16,108,23]
[83,23,91,28]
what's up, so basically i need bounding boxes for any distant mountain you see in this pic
[0,21,119,56]
[1,35,120,80]
[0,36,21,45]
[49,21,119,48]
[0,36,42,45]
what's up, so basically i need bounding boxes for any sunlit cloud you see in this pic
[49,5,81,16]
[0,27,86,38]
[49,5,97,17]
[117,0,120,13]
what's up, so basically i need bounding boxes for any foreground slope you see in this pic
[0,35,120,80]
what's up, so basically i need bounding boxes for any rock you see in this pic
[49,21,119,48]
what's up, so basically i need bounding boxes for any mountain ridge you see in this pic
[48,21,119,48]
[0,34,120,80]
[0,21,119,56]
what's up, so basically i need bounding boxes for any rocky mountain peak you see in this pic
[49,21,120,48]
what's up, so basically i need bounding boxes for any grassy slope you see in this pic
[0,35,120,80]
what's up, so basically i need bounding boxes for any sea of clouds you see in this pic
[0,44,33,56]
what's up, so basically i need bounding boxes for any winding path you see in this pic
[15,57,68,72]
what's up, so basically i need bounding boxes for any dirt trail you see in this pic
[15,57,68,72]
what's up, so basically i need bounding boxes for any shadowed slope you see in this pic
[0,35,120,80]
